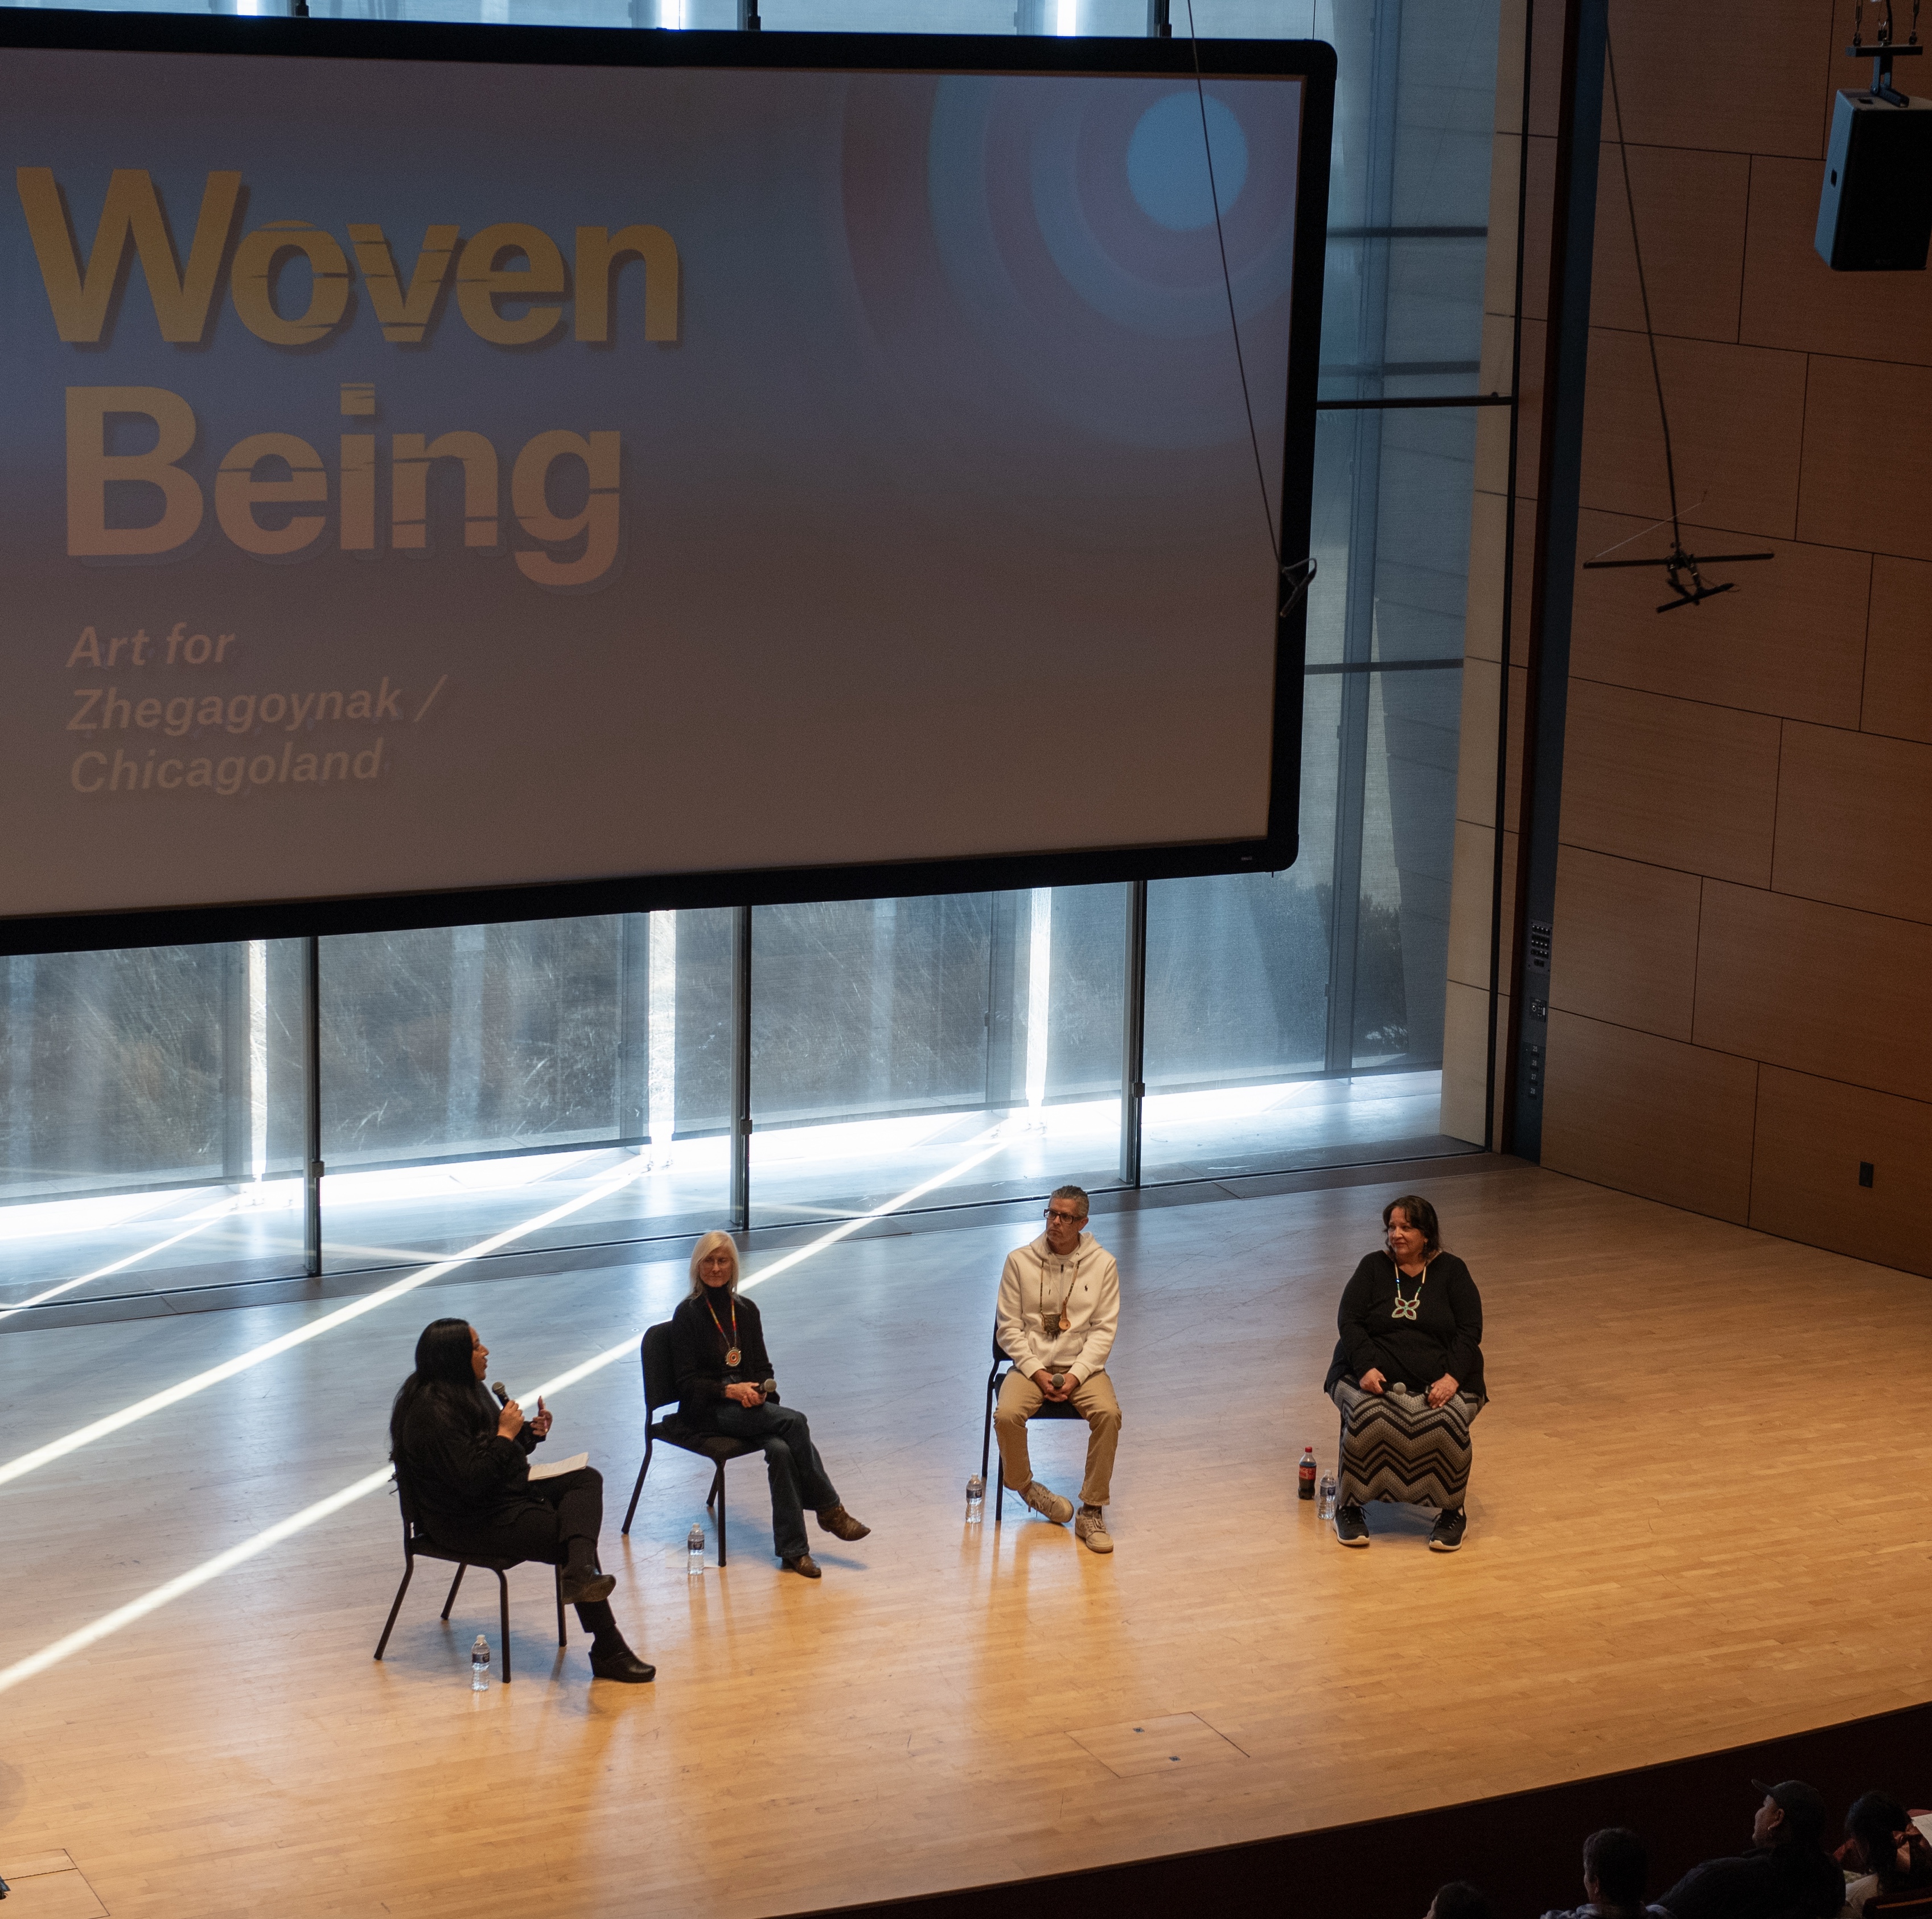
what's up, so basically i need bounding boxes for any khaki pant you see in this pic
[993,1367,1121,1508]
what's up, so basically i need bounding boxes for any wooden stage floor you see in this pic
[2,1161,1929,1917]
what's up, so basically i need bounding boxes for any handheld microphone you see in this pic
[761,1378,777,1398]
[490,1380,510,1407]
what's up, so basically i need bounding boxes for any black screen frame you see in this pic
[0,9,1333,956]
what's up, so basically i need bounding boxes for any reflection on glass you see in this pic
[0,941,307,1309]
[0,0,1506,1312]
[748,887,1126,1228]
[315,913,732,1269]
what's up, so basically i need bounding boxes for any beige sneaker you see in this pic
[1074,1505,1113,1554]
[1020,1481,1074,1524]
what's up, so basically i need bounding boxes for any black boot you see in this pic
[560,1535,615,1606]
[589,1625,655,1684]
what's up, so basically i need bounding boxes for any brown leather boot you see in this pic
[816,1505,870,1542]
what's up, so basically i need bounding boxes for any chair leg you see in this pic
[714,1464,729,1567]
[980,1365,1000,1490]
[555,1566,566,1649]
[995,1454,1005,1526]
[622,1435,653,1536]
[441,1563,467,1619]
[496,1571,512,1684]
[375,1558,416,1661]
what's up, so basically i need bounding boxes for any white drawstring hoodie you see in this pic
[994,1229,1120,1386]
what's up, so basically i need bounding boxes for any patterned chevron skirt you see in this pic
[1330,1380,1484,1509]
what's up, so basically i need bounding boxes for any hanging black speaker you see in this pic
[1815,88,1932,271]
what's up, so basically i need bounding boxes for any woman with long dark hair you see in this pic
[389,1316,653,1683]
[1324,1194,1486,1553]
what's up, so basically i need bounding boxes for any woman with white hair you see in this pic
[667,1230,870,1579]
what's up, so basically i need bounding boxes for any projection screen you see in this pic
[0,18,1332,950]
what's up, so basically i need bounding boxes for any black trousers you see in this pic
[433,1466,618,1636]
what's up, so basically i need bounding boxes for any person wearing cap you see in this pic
[993,1184,1123,1555]
[1540,1828,1656,1919]
[1655,1780,1844,1919]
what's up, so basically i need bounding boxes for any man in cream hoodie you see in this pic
[993,1184,1122,1554]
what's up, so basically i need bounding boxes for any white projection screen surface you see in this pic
[0,23,1331,945]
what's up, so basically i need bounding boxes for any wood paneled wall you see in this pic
[1524,0,1932,1274]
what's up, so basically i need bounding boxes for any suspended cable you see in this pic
[1184,0,1316,611]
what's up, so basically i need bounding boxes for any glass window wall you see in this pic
[0,0,1506,1319]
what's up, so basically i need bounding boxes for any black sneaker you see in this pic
[1429,1507,1466,1553]
[1334,1502,1370,1547]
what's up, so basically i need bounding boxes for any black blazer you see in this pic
[1323,1251,1486,1399]
[396,1379,544,1540]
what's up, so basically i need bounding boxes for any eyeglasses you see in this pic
[1043,1208,1087,1224]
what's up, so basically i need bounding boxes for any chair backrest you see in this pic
[390,1463,424,1544]
[641,1321,679,1415]
[991,1322,1010,1366]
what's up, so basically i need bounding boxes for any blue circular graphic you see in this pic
[1126,91,1248,231]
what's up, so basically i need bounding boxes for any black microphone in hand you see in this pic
[761,1378,777,1400]
[491,1380,511,1408]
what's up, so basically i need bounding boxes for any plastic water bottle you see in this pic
[687,1524,705,1577]
[1298,1445,1318,1501]
[965,1474,984,1524]
[1318,1471,1338,1520]
[470,1633,490,1691]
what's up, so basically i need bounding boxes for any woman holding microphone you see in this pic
[389,1316,654,1682]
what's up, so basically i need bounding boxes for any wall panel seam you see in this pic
[1752,1059,1932,1110]
[1565,669,1850,727]
[1551,1002,1759,1064]
[1691,873,1707,1047]
[1712,1057,1932,1110]
[1577,523,1897,563]
[1856,552,1875,732]
[1794,350,1816,546]
[1768,718,1787,893]
[1708,874,1932,935]
[1553,839,1710,882]
[1734,153,1753,346]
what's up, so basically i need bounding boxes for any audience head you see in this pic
[1383,1193,1441,1254]
[1845,1791,1912,1888]
[689,1230,741,1296]
[1581,1827,1648,1908]
[1750,1778,1828,1852]
[1426,1882,1494,1919]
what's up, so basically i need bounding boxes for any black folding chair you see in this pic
[620,1321,763,1565]
[980,1325,1086,1524]
[373,1468,565,1683]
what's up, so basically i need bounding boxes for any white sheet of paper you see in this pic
[1915,1814,1932,1847]
[528,1452,589,1482]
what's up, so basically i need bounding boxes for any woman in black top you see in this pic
[668,1230,870,1579]
[1323,1194,1486,1552]
[389,1317,653,1682]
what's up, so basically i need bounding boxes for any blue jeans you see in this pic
[712,1402,839,1561]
